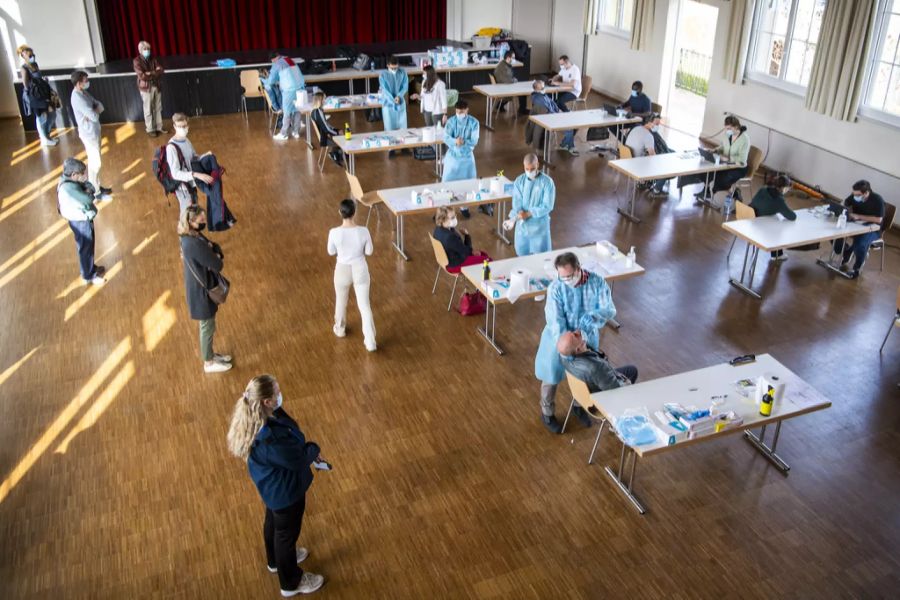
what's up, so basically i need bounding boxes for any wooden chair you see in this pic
[869,202,896,271]
[879,285,900,353]
[613,143,634,195]
[572,75,593,110]
[345,171,383,228]
[312,120,328,172]
[561,371,610,464]
[239,70,265,119]
[429,232,465,311]
[731,145,764,201]
[262,88,283,136]
[726,200,757,261]
[651,102,663,115]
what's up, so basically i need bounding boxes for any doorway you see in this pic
[661,0,718,137]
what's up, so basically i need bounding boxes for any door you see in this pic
[513,0,553,74]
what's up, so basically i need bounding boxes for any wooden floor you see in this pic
[1,97,899,599]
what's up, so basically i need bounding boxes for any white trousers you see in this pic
[80,134,102,190]
[334,262,375,346]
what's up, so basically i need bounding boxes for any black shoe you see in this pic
[848,269,860,280]
[518,108,530,116]
[542,414,562,434]
[572,406,592,428]
[99,186,112,195]
[94,265,106,276]
[478,204,494,216]
[498,103,507,113]
[460,208,471,219]
[388,150,396,158]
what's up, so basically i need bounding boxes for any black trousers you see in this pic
[264,496,306,591]
[192,154,236,231]
[616,365,639,385]
[499,96,528,112]
[678,166,747,194]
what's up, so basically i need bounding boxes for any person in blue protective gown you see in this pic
[379,56,409,132]
[535,252,616,433]
[504,153,556,255]
[442,99,480,218]
[264,51,306,140]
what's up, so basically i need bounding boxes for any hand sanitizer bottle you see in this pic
[837,209,847,229]
[626,246,636,268]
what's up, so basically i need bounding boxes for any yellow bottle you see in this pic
[344,123,352,140]
[759,386,774,417]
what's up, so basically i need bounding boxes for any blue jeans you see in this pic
[36,110,54,140]
[191,154,236,231]
[556,91,577,112]
[561,129,575,148]
[68,219,96,280]
[833,231,880,271]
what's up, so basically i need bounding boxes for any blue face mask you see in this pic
[852,194,864,203]
[650,125,659,133]
[631,90,638,97]
[28,56,36,64]
[725,129,734,138]
[142,50,151,59]
[83,81,90,90]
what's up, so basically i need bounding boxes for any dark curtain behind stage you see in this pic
[97,0,447,61]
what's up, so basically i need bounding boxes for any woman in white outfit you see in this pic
[411,65,447,127]
[327,199,376,351]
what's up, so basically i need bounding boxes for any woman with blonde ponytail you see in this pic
[227,375,326,596]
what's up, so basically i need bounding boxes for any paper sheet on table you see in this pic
[507,268,531,303]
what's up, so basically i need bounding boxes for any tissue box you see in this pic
[429,49,467,68]
[471,36,491,50]
[489,177,504,195]
[422,127,436,143]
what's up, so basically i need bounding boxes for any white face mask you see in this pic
[650,125,659,133]
[560,270,580,288]
[389,67,397,73]
[175,126,189,137]
[275,393,283,410]
[526,170,538,180]
[725,129,734,138]
[82,81,91,90]
[448,217,458,228]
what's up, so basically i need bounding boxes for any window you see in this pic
[748,0,827,89]
[863,0,900,120]
[596,0,634,35]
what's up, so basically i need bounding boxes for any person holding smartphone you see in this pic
[227,374,328,596]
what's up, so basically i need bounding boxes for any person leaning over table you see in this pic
[749,173,797,262]
[226,374,326,596]
[493,50,528,115]
[535,252,616,434]
[530,79,579,156]
[432,206,491,273]
[133,40,165,137]
[678,115,750,201]
[832,179,885,280]
[17,45,59,146]
[409,65,447,127]
[177,205,233,373]
[265,50,306,141]
[557,330,638,428]
[504,153,555,256]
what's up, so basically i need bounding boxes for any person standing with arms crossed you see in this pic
[133,40,165,137]
[70,71,111,200]
[227,374,327,596]
[534,253,616,433]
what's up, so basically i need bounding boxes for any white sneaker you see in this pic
[84,275,105,286]
[213,352,232,363]
[204,361,233,373]
[332,324,346,338]
[534,294,545,302]
[365,342,377,352]
[41,138,59,147]
[267,547,308,572]
[281,572,324,596]
[291,132,301,139]
[273,133,289,141]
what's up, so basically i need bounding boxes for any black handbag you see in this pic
[352,53,371,71]
[413,146,436,160]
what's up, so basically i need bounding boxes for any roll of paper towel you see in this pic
[490,177,504,195]
[508,269,531,303]
[295,89,309,107]
[422,126,436,143]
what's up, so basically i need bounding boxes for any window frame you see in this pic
[595,0,633,39]
[745,0,826,91]
[860,0,900,126]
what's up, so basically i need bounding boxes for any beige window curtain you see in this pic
[584,0,601,34]
[723,0,755,84]
[630,0,656,51]
[803,0,877,121]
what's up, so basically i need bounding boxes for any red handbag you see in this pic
[457,291,487,316]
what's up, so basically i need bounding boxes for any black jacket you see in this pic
[180,233,223,321]
[433,226,472,267]
[312,107,338,146]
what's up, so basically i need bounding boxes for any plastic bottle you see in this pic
[723,193,734,216]
[759,386,774,417]
[837,209,847,229]
[344,123,351,140]
[482,260,491,281]
[626,246,636,268]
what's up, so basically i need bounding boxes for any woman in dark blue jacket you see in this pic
[432,206,491,273]
[227,374,326,596]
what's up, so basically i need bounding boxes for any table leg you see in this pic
[604,443,646,514]
[542,129,553,169]
[476,298,504,355]
[349,153,356,176]
[617,178,641,223]
[392,213,409,260]
[304,112,313,150]
[696,171,714,208]
[349,79,354,95]
[729,242,762,299]
[486,96,494,131]
[743,420,790,473]
[495,200,511,244]
[606,280,621,330]
[816,237,854,279]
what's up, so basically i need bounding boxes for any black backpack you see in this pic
[152,143,189,204]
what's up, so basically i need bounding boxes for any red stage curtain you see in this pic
[97,0,447,61]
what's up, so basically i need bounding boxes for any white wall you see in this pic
[452,0,513,39]
[550,0,587,68]
[0,0,98,116]
[583,0,900,198]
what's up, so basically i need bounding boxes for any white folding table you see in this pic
[378,177,513,260]
[527,110,641,166]
[472,81,562,130]
[295,94,383,150]
[332,127,444,177]
[586,354,832,513]
[460,243,645,354]
[721,208,881,298]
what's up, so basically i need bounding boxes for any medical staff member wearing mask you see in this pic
[442,99,480,218]
[379,56,409,132]
[133,41,165,136]
[534,252,616,433]
[504,153,556,255]
[227,375,327,596]
[265,51,306,141]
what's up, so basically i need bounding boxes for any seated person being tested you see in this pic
[832,179,885,279]
[557,330,638,427]
[749,174,796,261]
[432,206,491,273]
[624,114,669,196]
[618,80,652,115]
